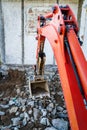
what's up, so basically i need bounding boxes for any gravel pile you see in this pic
[0,65,70,130]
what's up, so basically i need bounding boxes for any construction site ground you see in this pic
[0,65,70,130]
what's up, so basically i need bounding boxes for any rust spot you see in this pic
[55,39,58,44]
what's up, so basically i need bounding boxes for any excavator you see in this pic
[32,4,87,130]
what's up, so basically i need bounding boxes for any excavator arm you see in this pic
[35,4,87,130]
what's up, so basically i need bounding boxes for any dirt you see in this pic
[0,69,26,98]
[0,113,15,126]
[0,69,26,128]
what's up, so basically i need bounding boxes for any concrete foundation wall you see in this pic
[60,0,78,3]
[2,1,22,64]
[80,0,87,60]
[0,0,5,63]
[24,0,55,64]
[0,0,78,65]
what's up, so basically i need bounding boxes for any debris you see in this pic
[40,117,51,126]
[28,101,34,107]
[56,106,63,112]
[45,127,57,130]
[22,118,27,126]
[9,100,15,106]
[0,111,5,116]
[41,109,47,117]
[28,109,33,115]
[46,103,54,112]
[0,66,69,129]
[52,118,68,130]
[9,107,18,114]
[33,108,41,121]
[11,117,20,126]
[0,104,9,109]
[24,112,30,121]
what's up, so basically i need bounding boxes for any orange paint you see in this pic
[36,5,87,130]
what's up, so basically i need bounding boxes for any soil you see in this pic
[0,69,26,98]
[0,69,26,128]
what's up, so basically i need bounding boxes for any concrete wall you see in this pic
[0,0,78,65]
[24,0,56,65]
[80,0,87,60]
[0,0,5,63]
[2,1,22,64]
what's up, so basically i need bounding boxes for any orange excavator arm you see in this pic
[36,4,87,130]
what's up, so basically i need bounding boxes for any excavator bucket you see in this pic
[29,76,50,97]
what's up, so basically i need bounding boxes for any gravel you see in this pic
[52,118,68,130]
[0,65,70,130]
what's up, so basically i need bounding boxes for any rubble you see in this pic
[0,65,70,130]
[52,118,68,130]
[0,111,5,116]
[45,127,57,130]
[40,117,51,126]
[9,106,18,114]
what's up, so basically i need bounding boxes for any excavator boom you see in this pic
[36,5,87,130]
